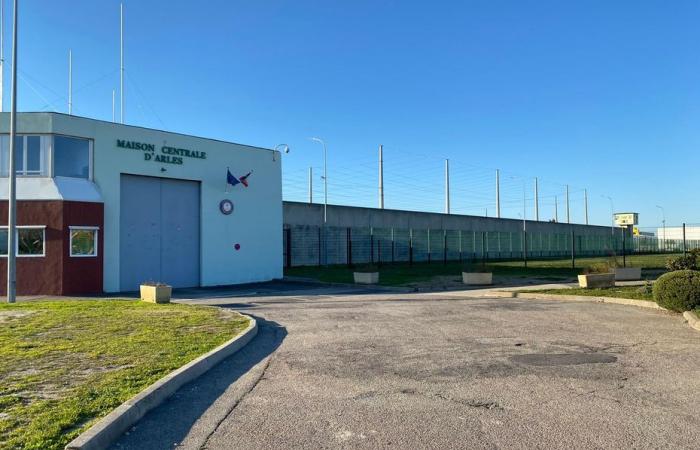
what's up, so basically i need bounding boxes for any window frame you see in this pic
[69,226,99,258]
[0,225,47,257]
[52,134,94,181]
[0,134,51,177]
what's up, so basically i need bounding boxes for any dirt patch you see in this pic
[0,310,35,323]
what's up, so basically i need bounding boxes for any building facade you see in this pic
[0,113,282,295]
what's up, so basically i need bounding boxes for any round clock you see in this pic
[219,199,234,215]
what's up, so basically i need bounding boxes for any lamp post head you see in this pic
[274,144,290,153]
[309,137,325,145]
[272,144,290,161]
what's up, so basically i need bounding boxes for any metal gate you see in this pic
[119,174,200,291]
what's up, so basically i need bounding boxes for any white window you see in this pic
[69,226,98,257]
[0,135,50,176]
[0,226,46,257]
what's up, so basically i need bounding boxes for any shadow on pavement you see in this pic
[110,316,287,450]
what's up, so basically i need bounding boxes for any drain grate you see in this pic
[509,353,617,366]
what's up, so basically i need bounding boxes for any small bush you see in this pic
[665,254,698,271]
[353,264,379,273]
[653,270,700,312]
[637,281,653,296]
[463,258,489,273]
[584,262,613,274]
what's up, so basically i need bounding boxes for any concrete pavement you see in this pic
[111,285,700,449]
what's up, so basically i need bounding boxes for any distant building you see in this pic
[655,226,700,241]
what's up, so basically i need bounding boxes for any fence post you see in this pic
[459,230,463,262]
[378,239,382,266]
[370,231,374,265]
[683,223,687,255]
[523,230,528,268]
[571,230,575,269]
[318,226,322,267]
[443,231,447,265]
[409,228,413,266]
[285,227,292,268]
[347,227,352,267]
[622,230,626,267]
[391,228,395,263]
[482,232,487,263]
[427,229,431,263]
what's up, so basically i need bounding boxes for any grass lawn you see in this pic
[0,300,249,450]
[286,253,676,286]
[524,285,655,301]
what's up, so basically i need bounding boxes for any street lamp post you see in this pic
[6,0,18,304]
[656,205,666,252]
[602,195,614,235]
[309,137,327,224]
[511,176,527,267]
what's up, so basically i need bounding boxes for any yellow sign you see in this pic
[633,227,640,236]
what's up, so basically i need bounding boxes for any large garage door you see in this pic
[120,174,200,291]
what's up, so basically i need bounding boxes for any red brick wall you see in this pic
[62,202,104,295]
[0,200,103,296]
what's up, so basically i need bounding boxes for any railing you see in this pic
[282,225,685,268]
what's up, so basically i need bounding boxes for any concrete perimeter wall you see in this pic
[282,202,630,267]
[284,201,620,236]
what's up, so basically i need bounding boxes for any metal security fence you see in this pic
[283,225,654,268]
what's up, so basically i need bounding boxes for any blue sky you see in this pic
[6,0,700,229]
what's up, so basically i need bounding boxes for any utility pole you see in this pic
[445,158,450,214]
[120,2,124,124]
[7,0,17,303]
[0,0,4,112]
[68,49,72,114]
[308,167,313,204]
[496,169,501,218]
[378,144,384,209]
[534,177,539,221]
[584,189,589,225]
[566,184,570,224]
[554,195,558,222]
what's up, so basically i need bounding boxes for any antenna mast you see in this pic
[68,49,72,114]
[120,2,124,123]
[1,0,4,112]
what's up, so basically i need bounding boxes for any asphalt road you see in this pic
[111,286,700,449]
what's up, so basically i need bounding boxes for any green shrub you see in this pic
[637,281,653,296]
[653,270,700,312]
[584,262,613,274]
[665,254,697,271]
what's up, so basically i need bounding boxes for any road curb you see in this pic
[506,291,667,311]
[65,314,258,450]
[683,311,700,332]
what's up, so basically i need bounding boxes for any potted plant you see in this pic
[603,251,642,281]
[140,281,172,303]
[614,265,642,281]
[462,259,493,286]
[353,265,379,284]
[578,262,615,288]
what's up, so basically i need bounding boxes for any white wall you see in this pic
[656,227,700,241]
[46,114,282,292]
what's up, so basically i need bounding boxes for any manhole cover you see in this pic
[509,353,617,366]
